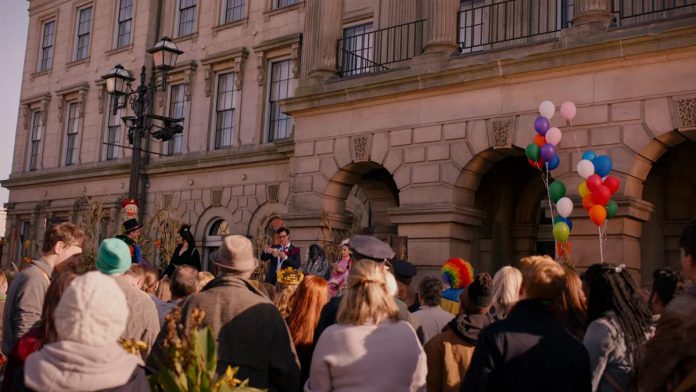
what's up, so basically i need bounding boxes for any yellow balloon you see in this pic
[578,181,590,198]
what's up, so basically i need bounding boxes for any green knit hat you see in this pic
[96,238,132,275]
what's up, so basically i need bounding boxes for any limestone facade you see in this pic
[3,0,696,282]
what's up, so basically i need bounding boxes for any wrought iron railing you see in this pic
[612,0,696,25]
[337,20,426,77]
[457,0,573,54]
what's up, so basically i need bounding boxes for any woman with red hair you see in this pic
[286,275,329,391]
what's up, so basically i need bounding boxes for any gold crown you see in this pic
[276,268,304,285]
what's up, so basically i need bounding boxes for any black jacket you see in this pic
[164,245,201,277]
[461,299,592,392]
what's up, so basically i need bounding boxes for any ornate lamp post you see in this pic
[101,37,184,210]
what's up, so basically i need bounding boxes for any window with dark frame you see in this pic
[105,96,121,160]
[267,60,294,142]
[116,0,133,48]
[341,22,374,76]
[223,0,245,23]
[29,111,43,171]
[166,84,185,155]
[214,72,236,149]
[38,20,55,71]
[272,0,298,10]
[65,103,80,166]
[75,7,92,60]
[178,0,197,37]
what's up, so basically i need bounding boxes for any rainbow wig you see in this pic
[441,257,474,289]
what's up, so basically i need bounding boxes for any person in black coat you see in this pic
[461,256,592,392]
[164,224,201,277]
[260,227,301,285]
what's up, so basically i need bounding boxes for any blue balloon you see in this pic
[565,217,573,231]
[547,154,560,170]
[534,116,550,136]
[593,155,613,177]
[582,150,597,161]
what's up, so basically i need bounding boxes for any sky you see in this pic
[0,2,29,205]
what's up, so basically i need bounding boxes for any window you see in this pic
[28,111,43,171]
[267,60,294,142]
[65,103,80,166]
[272,0,298,10]
[115,0,133,48]
[178,0,197,37]
[75,7,92,60]
[105,96,121,160]
[38,20,55,72]
[341,23,374,76]
[18,220,31,262]
[222,0,244,23]
[166,84,185,155]
[203,219,232,271]
[214,72,236,149]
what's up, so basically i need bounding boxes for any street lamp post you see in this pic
[101,37,184,214]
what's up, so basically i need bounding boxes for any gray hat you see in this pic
[214,235,259,274]
[349,234,395,262]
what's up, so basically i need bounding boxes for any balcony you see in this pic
[336,20,426,77]
[612,0,696,26]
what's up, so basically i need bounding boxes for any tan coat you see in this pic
[424,313,489,392]
[112,275,160,358]
[639,285,696,392]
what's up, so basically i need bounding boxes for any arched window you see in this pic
[202,218,232,272]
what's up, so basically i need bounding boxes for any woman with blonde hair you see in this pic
[489,266,523,322]
[286,275,329,390]
[306,259,427,391]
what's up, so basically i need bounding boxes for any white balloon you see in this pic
[560,101,577,121]
[577,159,595,179]
[539,101,555,120]
[545,127,562,145]
[556,197,574,218]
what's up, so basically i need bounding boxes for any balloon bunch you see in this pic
[525,101,577,259]
[576,150,620,262]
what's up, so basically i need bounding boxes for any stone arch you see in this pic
[247,202,288,240]
[194,206,238,241]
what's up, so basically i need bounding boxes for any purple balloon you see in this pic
[535,116,550,136]
[540,143,557,163]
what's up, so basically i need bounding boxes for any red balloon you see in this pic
[528,158,543,169]
[604,175,620,194]
[582,194,595,211]
[533,134,546,147]
[556,241,572,258]
[586,174,603,193]
[592,185,611,206]
[590,205,607,227]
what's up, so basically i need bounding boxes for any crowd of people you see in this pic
[0,218,693,392]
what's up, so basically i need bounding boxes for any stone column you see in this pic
[423,0,459,55]
[573,0,613,27]
[303,0,344,82]
[380,0,417,28]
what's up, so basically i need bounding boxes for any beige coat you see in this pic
[112,275,160,358]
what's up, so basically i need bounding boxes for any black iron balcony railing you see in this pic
[457,0,573,54]
[337,20,426,77]
[613,0,696,26]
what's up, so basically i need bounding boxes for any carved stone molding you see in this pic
[267,184,280,203]
[211,189,223,206]
[256,52,266,86]
[675,97,696,128]
[56,83,89,123]
[291,42,301,79]
[20,93,52,130]
[489,117,515,149]
[204,65,213,97]
[352,135,371,162]
[201,48,248,96]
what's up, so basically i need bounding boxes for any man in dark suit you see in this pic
[261,227,301,284]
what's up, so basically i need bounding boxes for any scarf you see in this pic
[24,340,143,392]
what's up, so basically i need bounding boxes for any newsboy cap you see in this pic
[349,234,395,262]
[391,259,417,281]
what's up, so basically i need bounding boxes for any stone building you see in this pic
[3,0,696,282]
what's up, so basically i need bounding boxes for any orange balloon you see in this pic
[589,205,607,227]
[582,194,595,211]
[578,181,590,198]
[533,134,546,147]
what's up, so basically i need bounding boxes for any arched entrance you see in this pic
[640,140,696,283]
[202,218,232,272]
[456,149,551,273]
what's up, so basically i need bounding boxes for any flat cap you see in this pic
[349,234,395,262]
[391,259,417,280]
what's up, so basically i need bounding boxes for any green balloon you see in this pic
[525,143,540,162]
[606,199,618,219]
[549,181,566,204]
[553,221,571,242]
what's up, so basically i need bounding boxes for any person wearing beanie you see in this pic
[163,224,201,277]
[462,256,591,392]
[149,235,300,392]
[22,271,149,392]
[440,258,475,316]
[96,239,160,359]
[424,273,493,392]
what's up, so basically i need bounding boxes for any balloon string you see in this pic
[568,120,582,157]
[541,164,557,260]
